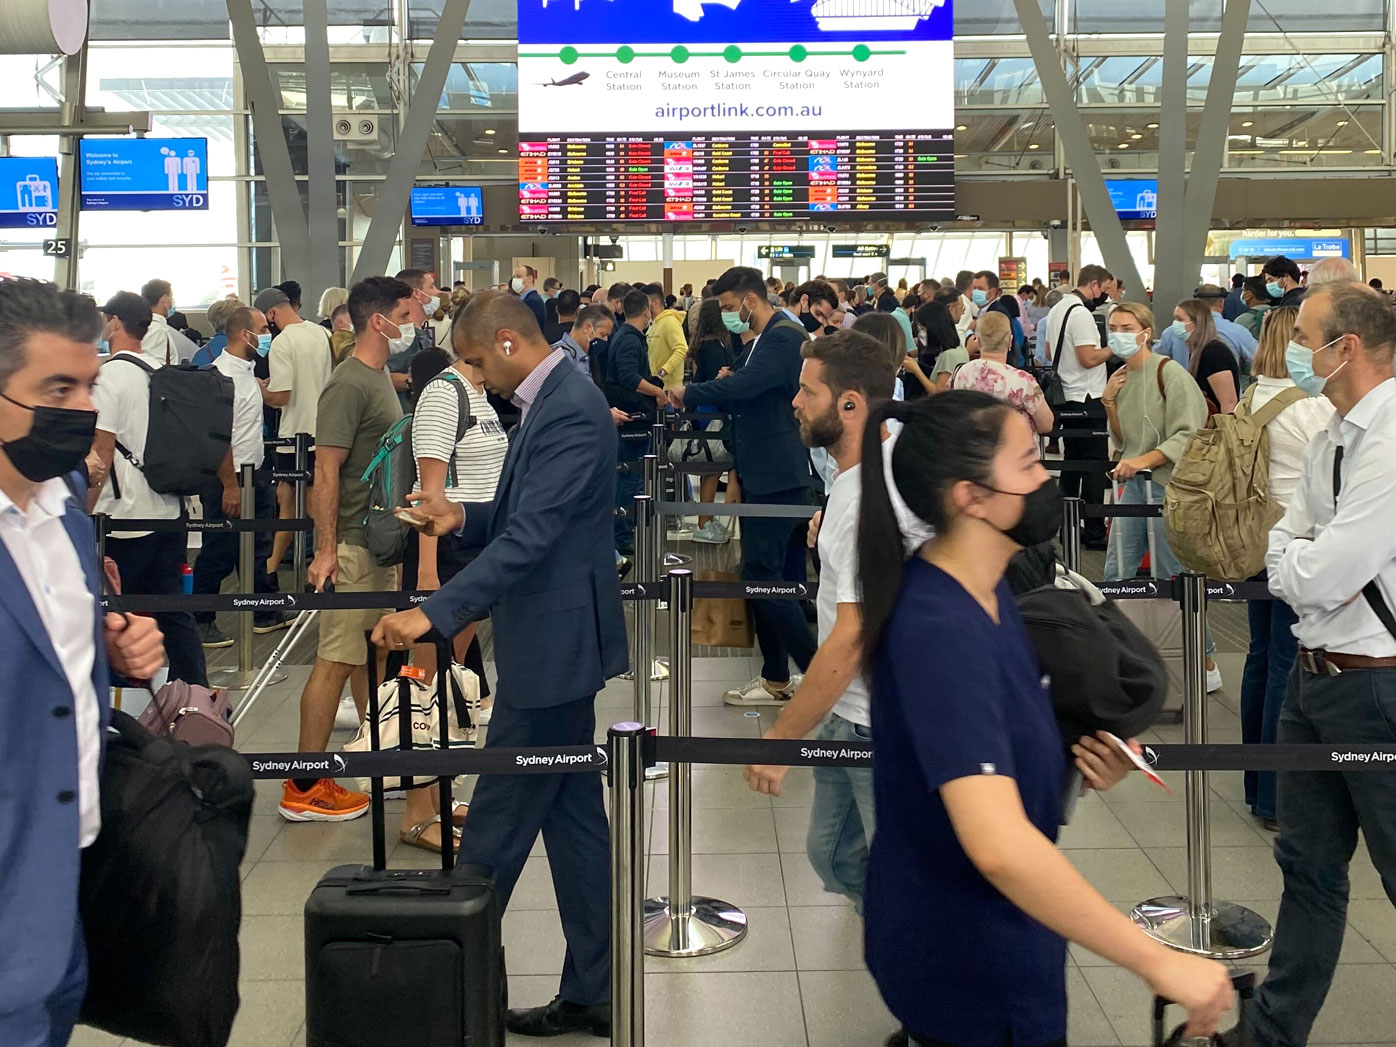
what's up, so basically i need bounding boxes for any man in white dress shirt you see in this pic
[1247,282,1396,1046]
[0,278,164,1047]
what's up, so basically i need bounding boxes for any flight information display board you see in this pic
[516,0,955,223]
[79,137,209,211]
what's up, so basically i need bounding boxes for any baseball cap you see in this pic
[253,287,291,314]
[101,291,152,329]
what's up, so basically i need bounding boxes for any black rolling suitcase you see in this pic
[1153,969,1255,1047]
[304,632,505,1047]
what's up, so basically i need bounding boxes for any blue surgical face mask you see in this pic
[98,338,110,354]
[1170,319,1190,338]
[255,332,273,357]
[721,305,750,334]
[1265,280,1284,299]
[1108,331,1143,359]
[971,288,989,307]
[1286,335,1347,396]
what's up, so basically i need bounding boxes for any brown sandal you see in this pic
[399,815,462,855]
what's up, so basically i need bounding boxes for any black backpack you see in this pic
[106,355,234,497]
[79,710,254,1047]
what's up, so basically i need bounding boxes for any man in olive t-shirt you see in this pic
[278,276,411,826]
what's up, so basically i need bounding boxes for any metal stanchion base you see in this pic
[663,553,692,568]
[652,658,669,681]
[642,897,748,957]
[1130,897,1273,960]
[644,762,669,781]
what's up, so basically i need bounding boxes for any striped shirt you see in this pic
[412,369,507,503]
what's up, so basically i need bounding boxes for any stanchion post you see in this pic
[643,569,747,956]
[293,431,311,594]
[235,463,256,687]
[1060,496,1082,573]
[631,493,654,726]
[609,723,647,1047]
[1130,572,1272,959]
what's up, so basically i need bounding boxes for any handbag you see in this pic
[690,569,754,648]
[342,665,480,790]
[79,711,254,1047]
[668,418,733,466]
[138,678,235,748]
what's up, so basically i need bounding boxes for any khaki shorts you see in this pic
[317,542,401,666]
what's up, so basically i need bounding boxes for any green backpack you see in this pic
[1162,383,1306,581]
[362,370,472,567]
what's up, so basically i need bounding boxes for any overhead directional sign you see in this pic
[832,244,890,259]
[757,245,816,260]
[0,157,59,229]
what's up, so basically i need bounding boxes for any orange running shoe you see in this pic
[278,778,370,822]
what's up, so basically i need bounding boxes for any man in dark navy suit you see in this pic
[375,291,626,1039]
[0,279,165,1047]
[669,265,817,708]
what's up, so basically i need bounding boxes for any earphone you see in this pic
[842,401,856,411]
[503,340,513,357]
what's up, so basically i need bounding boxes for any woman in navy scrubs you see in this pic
[857,391,1234,1047]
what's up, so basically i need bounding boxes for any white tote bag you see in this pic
[342,665,482,790]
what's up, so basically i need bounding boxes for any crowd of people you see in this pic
[4,246,1396,1047]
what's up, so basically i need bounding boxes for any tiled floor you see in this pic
[71,536,1396,1047]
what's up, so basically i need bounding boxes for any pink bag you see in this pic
[137,680,235,748]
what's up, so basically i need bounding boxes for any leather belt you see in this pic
[1299,647,1396,676]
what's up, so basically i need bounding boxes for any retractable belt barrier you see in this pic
[102,517,313,533]
[232,735,1396,781]
[655,500,817,519]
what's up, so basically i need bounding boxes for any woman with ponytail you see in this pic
[858,392,1233,1047]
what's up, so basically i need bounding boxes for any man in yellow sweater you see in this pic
[643,283,689,390]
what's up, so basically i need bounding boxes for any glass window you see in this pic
[957,0,1054,35]
[0,54,63,109]
[86,44,235,110]
[421,115,517,180]
[1225,105,1384,169]
[419,62,518,111]
[1233,54,1382,105]
[955,59,1043,107]
[89,0,397,40]
[269,63,395,111]
[956,112,1054,173]
[1076,56,1216,107]
[1069,0,1385,32]
[407,0,519,39]
[250,114,397,178]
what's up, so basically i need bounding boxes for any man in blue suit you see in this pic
[0,279,165,1047]
[668,266,817,707]
[374,290,626,1039]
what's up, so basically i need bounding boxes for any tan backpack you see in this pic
[1163,382,1307,581]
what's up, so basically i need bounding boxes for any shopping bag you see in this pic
[691,569,754,648]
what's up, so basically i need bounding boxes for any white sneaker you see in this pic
[691,521,730,545]
[334,695,360,730]
[1206,665,1223,693]
[723,674,802,707]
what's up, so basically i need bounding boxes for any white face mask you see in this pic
[510,277,526,294]
[375,314,414,354]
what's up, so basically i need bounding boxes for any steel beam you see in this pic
[52,37,88,291]
[303,0,341,305]
[0,108,152,135]
[1151,0,1191,315]
[1181,0,1253,286]
[227,0,312,286]
[1011,0,1144,299]
[350,0,472,284]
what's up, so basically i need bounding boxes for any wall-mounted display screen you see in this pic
[411,186,485,226]
[1104,178,1158,221]
[0,157,60,229]
[516,0,955,223]
[79,137,209,211]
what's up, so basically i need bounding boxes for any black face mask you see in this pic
[0,391,98,483]
[983,477,1062,548]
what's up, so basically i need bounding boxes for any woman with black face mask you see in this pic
[857,392,1233,1047]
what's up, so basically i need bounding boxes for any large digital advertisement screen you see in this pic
[79,137,209,211]
[0,157,60,229]
[516,0,955,223]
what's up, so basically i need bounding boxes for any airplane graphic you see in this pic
[541,71,591,86]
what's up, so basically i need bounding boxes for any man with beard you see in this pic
[741,328,895,906]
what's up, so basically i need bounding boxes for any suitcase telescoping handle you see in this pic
[1152,969,1254,1047]
[363,628,457,873]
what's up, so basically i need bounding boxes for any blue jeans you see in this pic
[1252,664,1396,1047]
[614,464,643,554]
[806,713,875,912]
[1104,476,1214,654]
[1240,570,1299,820]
